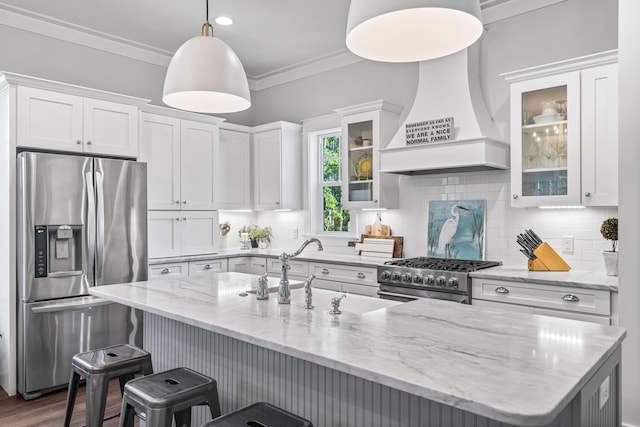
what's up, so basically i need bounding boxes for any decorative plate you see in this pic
[355,153,372,180]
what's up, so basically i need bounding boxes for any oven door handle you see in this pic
[377,290,418,302]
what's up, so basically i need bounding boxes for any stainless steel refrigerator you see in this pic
[17,151,147,399]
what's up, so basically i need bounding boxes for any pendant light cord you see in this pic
[206,0,209,22]
[201,0,213,36]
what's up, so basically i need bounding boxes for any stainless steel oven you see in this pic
[377,257,501,304]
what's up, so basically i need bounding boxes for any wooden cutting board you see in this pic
[349,234,404,258]
[364,214,391,236]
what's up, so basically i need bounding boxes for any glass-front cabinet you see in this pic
[505,51,618,208]
[335,100,402,209]
[509,72,582,207]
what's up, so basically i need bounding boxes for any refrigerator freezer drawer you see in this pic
[19,297,142,398]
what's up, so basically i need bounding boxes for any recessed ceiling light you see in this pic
[215,16,233,26]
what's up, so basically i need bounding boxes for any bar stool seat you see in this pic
[119,367,221,427]
[202,402,313,427]
[64,343,153,427]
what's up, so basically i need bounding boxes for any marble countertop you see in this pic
[91,272,625,426]
[470,266,618,292]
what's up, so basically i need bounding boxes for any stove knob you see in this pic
[391,272,401,281]
[401,272,412,283]
[424,274,435,286]
[435,276,447,287]
[380,270,391,280]
[447,277,459,289]
[413,274,423,284]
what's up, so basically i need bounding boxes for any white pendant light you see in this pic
[346,0,483,63]
[163,0,250,113]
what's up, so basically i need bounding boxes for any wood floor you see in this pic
[0,379,139,427]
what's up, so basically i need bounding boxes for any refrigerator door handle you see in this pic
[48,271,83,278]
[85,166,96,288]
[95,166,105,283]
[30,297,113,313]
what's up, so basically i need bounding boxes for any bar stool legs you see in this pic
[63,344,153,427]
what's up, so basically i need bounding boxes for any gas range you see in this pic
[377,257,501,303]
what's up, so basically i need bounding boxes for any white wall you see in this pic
[618,0,640,425]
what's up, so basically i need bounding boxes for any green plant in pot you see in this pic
[600,217,618,276]
[239,225,273,249]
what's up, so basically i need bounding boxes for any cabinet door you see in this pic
[253,130,282,210]
[148,211,181,258]
[581,64,618,207]
[17,86,83,152]
[510,72,581,207]
[140,113,182,210]
[250,257,268,275]
[228,257,252,274]
[83,98,138,157]
[181,120,219,210]
[180,210,219,256]
[342,112,376,209]
[216,129,251,209]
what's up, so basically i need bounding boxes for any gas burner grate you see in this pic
[384,257,501,272]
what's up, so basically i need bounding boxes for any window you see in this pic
[319,133,350,232]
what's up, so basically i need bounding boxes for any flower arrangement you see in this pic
[238,225,273,243]
[600,217,618,252]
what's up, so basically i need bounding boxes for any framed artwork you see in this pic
[427,200,486,260]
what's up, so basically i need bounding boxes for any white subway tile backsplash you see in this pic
[244,169,615,273]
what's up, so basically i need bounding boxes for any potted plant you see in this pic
[600,217,618,276]
[239,225,273,249]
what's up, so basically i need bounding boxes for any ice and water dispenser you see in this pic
[34,225,83,278]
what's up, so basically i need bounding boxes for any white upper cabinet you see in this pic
[215,127,252,210]
[335,100,402,209]
[17,85,140,158]
[180,120,219,210]
[140,107,224,211]
[252,121,302,211]
[503,51,618,207]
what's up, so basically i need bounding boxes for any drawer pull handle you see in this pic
[562,294,580,302]
[286,265,291,270]
[203,264,212,270]
[357,272,366,279]
[495,286,510,294]
[321,268,330,274]
[161,268,171,274]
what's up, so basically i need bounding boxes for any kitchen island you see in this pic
[91,272,625,427]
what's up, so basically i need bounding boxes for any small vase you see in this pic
[258,241,268,249]
[250,239,258,249]
[602,251,618,276]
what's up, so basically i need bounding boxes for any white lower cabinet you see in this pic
[310,262,379,297]
[267,258,309,281]
[149,262,188,280]
[188,259,227,276]
[148,211,219,258]
[228,257,267,275]
[471,278,611,325]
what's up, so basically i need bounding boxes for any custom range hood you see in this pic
[379,45,509,175]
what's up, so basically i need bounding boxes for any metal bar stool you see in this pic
[202,402,313,427]
[63,344,153,427]
[119,367,221,427]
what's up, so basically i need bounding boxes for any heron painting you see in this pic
[427,200,486,260]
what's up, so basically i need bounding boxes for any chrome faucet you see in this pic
[278,238,323,304]
[303,275,316,309]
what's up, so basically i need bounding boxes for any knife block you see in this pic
[527,242,571,271]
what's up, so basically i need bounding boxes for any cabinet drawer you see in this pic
[267,258,309,277]
[189,259,227,276]
[149,262,188,279]
[473,299,610,325]
[312,263,377,285]
[472,278,611,316]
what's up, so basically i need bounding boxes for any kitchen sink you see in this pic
[289,288,402,314]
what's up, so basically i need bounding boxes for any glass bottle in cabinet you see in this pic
[509,73,581,207]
